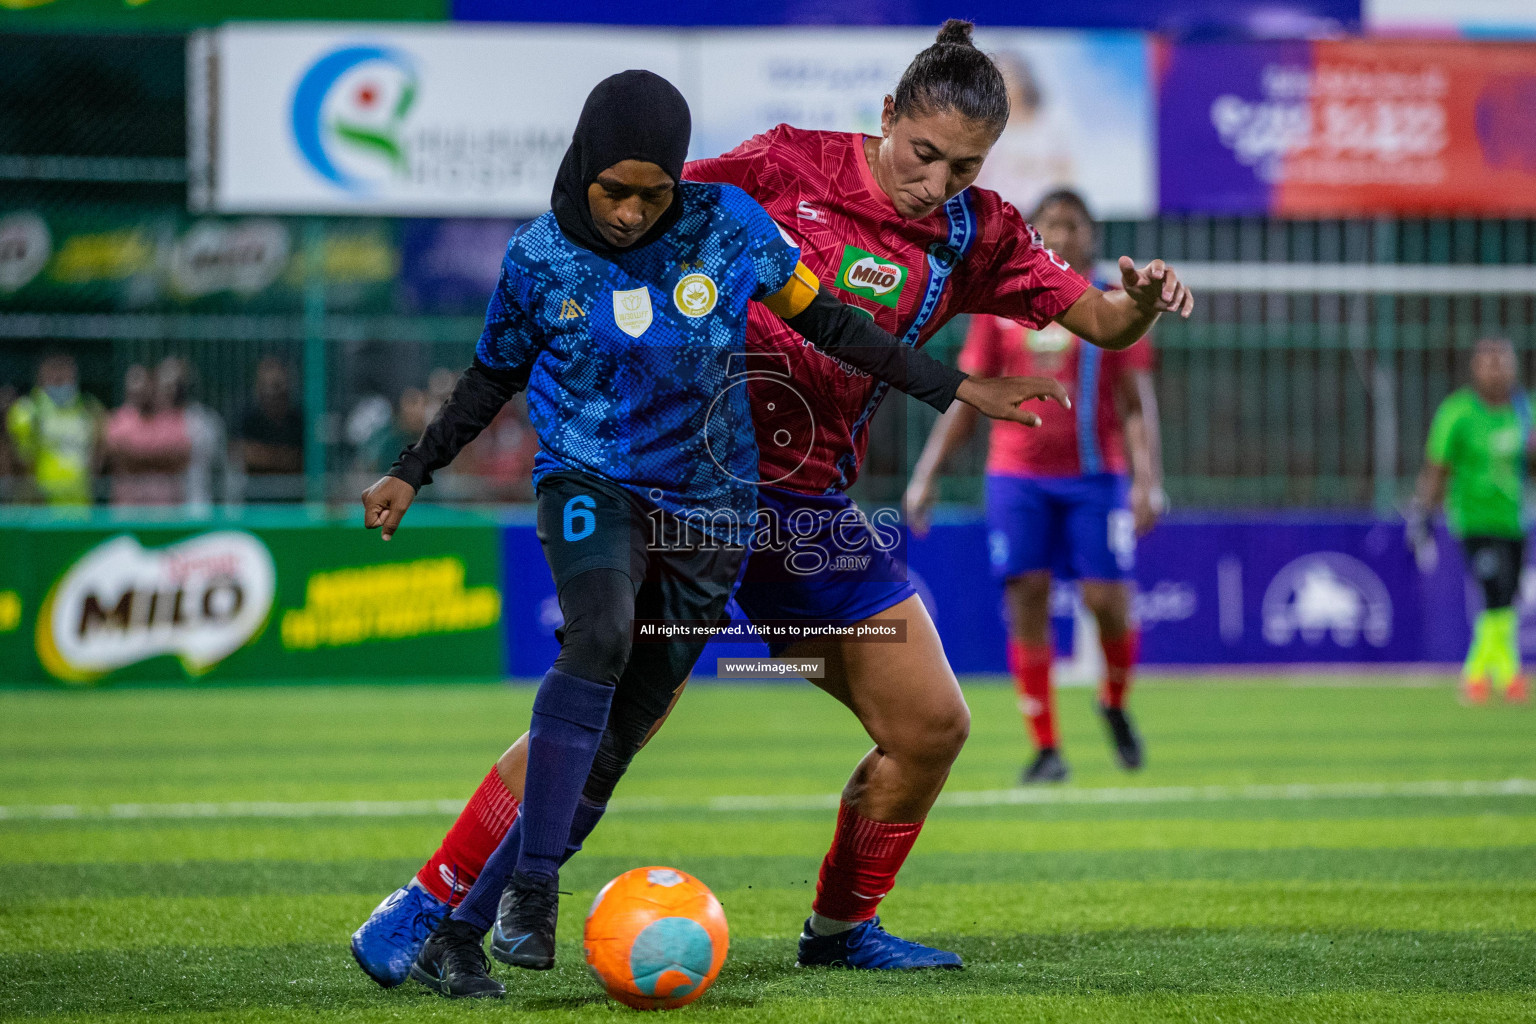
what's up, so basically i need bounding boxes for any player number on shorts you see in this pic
[564,495,597,542]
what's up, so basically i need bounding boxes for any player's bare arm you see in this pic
[1056,257,1194,351]
[1116,367,1166,535]
[1406,459,1449,571]
[905,375,1073,536]
[904,400,980,537]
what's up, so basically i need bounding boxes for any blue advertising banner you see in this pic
[500,514,1507,677]
[452,0,1359,34]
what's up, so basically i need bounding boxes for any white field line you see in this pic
[2,779,1534,822]
[710,778,1536,812]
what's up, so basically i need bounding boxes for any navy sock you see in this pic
[451,818,522,933]
[516,668,614,882]
[563,798,606,865]
[449,793,609,933]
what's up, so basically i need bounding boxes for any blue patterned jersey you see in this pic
[475,181,800,539]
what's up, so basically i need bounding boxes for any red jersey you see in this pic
[959,311,1152,478]
[685,125,1090,495]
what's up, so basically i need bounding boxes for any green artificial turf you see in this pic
[2,679,1532,1022]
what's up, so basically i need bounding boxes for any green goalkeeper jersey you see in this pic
[1426,387,1531,539]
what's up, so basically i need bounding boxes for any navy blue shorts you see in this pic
[985,472,1135,582]
[733,485,917,655]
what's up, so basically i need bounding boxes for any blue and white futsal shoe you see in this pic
[795,916,963,970]
[350,880,450,987]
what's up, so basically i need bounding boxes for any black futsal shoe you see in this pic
[1021,747,1071,785]
[490,870,560,971]
[409,917,504,999]
[1098,702,1145,771]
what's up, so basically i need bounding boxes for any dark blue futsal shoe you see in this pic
[795,916,963,970]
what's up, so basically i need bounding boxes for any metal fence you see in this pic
[872,217,1536,514]
[5,216,1535,511]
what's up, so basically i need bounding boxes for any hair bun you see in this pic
[935,18,975,47]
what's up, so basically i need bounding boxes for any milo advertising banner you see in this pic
[0,516,504,686]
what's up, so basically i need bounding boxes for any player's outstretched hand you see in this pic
[903,473,937,539]
[1119,256,1194,318]
[1131,479,1168,536]
[1405,508,1439,575]
[361,475,416,541]
[956,375,1071,427]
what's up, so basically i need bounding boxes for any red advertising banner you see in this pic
[1160,40,1536,216]
[1280,41,1536,215]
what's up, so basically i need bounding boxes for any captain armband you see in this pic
[762,261,821,319]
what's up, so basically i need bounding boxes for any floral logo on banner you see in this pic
[291,45,419,195]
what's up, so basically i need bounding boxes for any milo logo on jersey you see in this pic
[835,247,908,309]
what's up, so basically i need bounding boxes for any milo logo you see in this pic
[836,246,908,309]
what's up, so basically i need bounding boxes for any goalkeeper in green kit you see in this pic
[1408,338,1532,705]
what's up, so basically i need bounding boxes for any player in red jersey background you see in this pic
[351,20,1194,977]
[906,188,1166,785]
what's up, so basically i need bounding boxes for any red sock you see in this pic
[415,766,520,905]
[1100,630,1139,710]
[1008,638,1057,750]
[811,801,924,923]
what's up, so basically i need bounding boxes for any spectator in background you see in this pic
[349,386,428,477]
[424,366,457,422]
[0,383,19,497]
[104,363,190,506]
[6,352,104,505]
[235,357,303,502]
[456,398,538,502]
[974,51,1076,219]
[156,356,225,512]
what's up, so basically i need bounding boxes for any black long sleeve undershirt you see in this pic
[389,288,967,492]
[388,358,529,491]
[783,287,967,413]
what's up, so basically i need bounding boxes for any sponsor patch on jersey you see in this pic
[613,286,653,338]
[673,272,718,318]
[835,246,908,309]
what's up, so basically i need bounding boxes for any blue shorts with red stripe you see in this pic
[985,472,1135,582]
[733,485,917,655]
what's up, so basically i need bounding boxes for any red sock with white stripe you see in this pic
[1008,638,1058,750]
[415,766,520,905]
[808,800,924,932]
[1100,631,1139,710]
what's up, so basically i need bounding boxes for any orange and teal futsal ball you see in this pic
[583,866,729,1010]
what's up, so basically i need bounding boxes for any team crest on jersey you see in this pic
[612,287,653,338]
[673,272,718,318]
[835,246,908,309]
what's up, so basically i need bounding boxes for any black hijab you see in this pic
[550,70,692,255]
